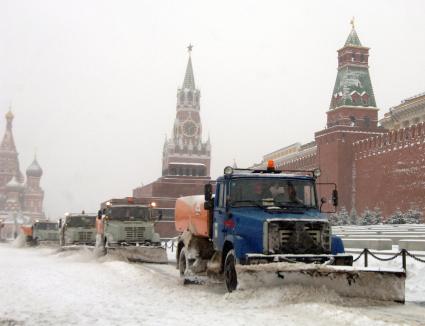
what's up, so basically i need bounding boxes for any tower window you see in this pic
[360,54,365,62]
[350,116,356,126]
[364,116,370,128]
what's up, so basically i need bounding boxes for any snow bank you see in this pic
[1,244,424,326]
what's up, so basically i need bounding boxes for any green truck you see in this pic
[96,198,167,263]
[21,220,59,246]
[59,213,97,248]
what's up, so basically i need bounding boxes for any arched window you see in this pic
[350,116,356,126]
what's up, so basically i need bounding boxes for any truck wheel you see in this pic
[224,249,237,292]
[179,247,188,277]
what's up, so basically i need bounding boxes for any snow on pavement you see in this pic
[1,244,424,326]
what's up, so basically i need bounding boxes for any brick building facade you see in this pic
[0,109,45,240]
[256,24,425,219]
[133,47,211,237]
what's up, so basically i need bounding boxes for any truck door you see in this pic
[213,181,227,251]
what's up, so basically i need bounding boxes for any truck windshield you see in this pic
[34,222,59,230]
[108,206,150,220]
[66,215,96,228]
[229,178,317,209]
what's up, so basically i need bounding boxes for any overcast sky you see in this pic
[1,0,424,218]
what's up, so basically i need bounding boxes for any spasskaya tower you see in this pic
[133,45,211,237]
[162,44,211,177]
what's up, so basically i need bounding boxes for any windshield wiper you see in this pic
[275,202,316,210]
[230,200,265,209]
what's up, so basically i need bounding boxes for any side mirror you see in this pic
[204,183,213,201]
[58,218,62,228]
[204,201,212,210]
[332,189,338,207]
[97,210,102,219]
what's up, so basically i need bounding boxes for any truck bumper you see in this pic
[244,253,353,266]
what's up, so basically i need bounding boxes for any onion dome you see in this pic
[26,158,43,177]
[6,176,25,192]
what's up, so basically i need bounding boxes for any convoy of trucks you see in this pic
[95,198,167,263]
[174,162,406,302]
[8,162,406,303]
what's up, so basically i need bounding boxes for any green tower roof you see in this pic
[330,24,377,110]
[345,27,362,47]
[330,66,377,110]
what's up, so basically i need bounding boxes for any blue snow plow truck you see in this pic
[175,161,406,302]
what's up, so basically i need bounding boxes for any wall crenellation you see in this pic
[353,122,425,160]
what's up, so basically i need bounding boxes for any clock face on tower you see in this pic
[182,120,198,137]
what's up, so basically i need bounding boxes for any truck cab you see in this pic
[100,198,161,247]
[59,213,97,247]
[22,220,60,246]
[208,167,343,266]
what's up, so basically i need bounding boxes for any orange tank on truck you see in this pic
[175,195,211,238]
[20,225,33,237]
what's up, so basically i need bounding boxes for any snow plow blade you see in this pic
[57,245,95,252]
[107,245,168,264]
[236,262,406,303]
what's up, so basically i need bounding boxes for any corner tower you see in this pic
[327,20,379,128]
[162,45,211,177]
[315,21,384,212]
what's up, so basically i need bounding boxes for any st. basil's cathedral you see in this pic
[0,109,45,239]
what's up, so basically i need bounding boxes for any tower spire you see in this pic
[345,17,362,47]
[182,44,195,90]
[1,108,17,151]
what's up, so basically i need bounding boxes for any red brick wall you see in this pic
[277,152,318,171]
[353,123,425,218]
[314,126,383,211]
[326,107,379,129]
